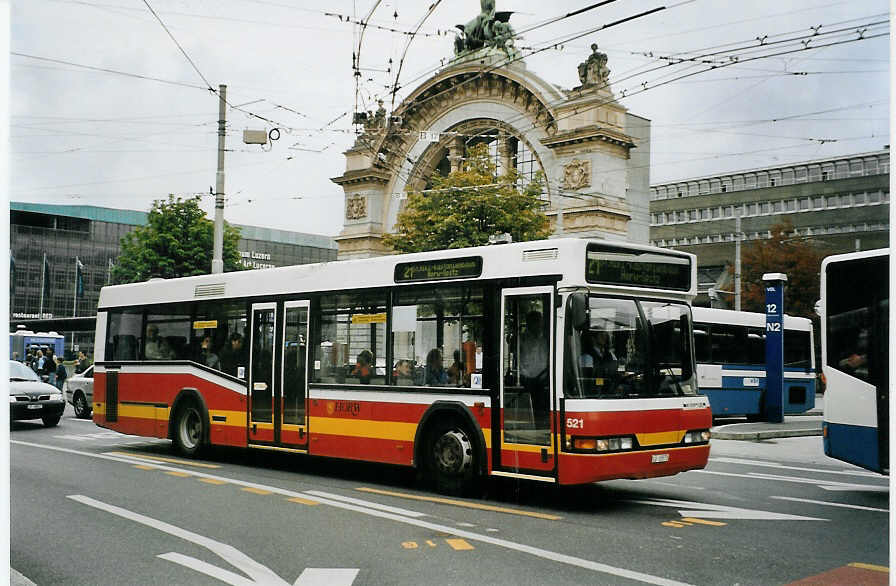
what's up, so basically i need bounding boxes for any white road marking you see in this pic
[15,440,694,586]
[818,485,890,493]
[710,457,882,478]
[70,495,301,585]
[770,496,888,513]
[632,498,827,521]
[304,490,427,518]
[294,568,360,586]
[693,469,888,491]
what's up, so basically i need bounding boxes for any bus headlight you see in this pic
[683,430,710,444]
[573,436,634,452]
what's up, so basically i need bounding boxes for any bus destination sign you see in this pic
[394,256,483,283]
[586,245,691,291]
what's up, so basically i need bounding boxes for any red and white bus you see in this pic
[92,238,710,493]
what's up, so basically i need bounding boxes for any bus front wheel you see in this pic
[173,402,205,457]
[424,418,477,496]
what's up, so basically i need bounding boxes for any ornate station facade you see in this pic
[332,7,651,259]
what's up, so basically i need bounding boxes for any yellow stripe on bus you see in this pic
[308,416,418,442]
[94,405,493,447]
[636,430,686,446]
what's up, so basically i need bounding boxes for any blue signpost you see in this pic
[762,272,787,423]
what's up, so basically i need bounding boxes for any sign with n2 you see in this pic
[764,276,785,423]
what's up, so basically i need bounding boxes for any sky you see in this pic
[9,0,890,238]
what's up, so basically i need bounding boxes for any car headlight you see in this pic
[9,395,17,403]
[48,392,63,402]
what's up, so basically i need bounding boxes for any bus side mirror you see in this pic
[569,293,589,331]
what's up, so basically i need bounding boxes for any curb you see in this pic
[711,428,822,441]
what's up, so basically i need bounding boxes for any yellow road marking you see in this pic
[165,471,191,477]
[241,487,273,495]
[107,451,221,469]
[198,478,229,485]
[287,497,321,506]
[356,487,562,520]
[401,541,418,549]
[426,540,437,547]
[445,538,474,551]
[681,517,727,526]
[849,563,889,573]
[133,464,155,470]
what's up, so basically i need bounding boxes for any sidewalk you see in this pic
[709,394,824,441]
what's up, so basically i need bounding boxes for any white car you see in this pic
[63,365,94,419]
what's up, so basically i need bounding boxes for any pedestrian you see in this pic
[34,349,45,374]
[44,347,57,386]
[54,356,68,390]
[75,351,90,374]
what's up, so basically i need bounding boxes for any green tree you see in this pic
[736,218,830,318]
[383,142,551,253]
[112,195,243,283]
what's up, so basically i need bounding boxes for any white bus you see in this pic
[692,308,815,419]
[92,238,711,493]
[821,248,888,474]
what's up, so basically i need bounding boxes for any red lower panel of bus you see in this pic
[558,445,710,485]
[94,371,248,447]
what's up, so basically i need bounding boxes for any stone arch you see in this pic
[332,57,647,259]
[385,111,555,231]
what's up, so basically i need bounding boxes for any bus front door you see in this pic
[499,287,555,476]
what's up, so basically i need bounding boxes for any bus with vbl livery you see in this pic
[692,308,815,419]
[92,238,711,493]
[821,248,888,474]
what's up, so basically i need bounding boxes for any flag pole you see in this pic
[39,252,46,317]
[73,256,78,318]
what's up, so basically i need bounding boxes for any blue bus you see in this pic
[10,329,65,361]
[692,307,815,419]
[821,248,888,474]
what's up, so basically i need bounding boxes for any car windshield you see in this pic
[9,361,40,382]
[565,297,697,399]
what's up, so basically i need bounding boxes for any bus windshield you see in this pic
[566,297,696,399]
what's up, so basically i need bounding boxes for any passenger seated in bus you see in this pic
[220,333,247,378]
[393,359,415,386]
[199,335,220,370]
[351,350,373,384]
[144,324,174,360]
[447,350,465,386]
[424,348,449,386]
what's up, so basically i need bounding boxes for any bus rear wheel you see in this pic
[424,419,477,496]
[173,402,205,457]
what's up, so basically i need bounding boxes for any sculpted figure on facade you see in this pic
[345,195,367,220]
[562,159,592,191]
[454,0,516,56]
[577,43,611,88]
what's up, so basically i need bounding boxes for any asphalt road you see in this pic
[10,406,889,586]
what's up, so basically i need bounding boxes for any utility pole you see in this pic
[212,84,227,274]
[734,215,742,311]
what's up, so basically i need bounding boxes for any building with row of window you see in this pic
[9,202,337,329]
[648,149,890,304]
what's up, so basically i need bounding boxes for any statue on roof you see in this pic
[454,0,516,56]
[577,43,611,89]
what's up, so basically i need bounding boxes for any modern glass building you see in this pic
[648,149,890,304]
[10,202,337,327]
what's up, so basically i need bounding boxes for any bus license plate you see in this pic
[651,454,669,463]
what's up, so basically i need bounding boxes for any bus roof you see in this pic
[98,238,696,309]
[821,247,889,272]
[692,307,812,331]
